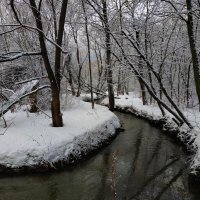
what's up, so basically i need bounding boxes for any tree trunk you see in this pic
[71,27,82,97]
[102,0,115,111]
[139,77,148,105]
[186,63,191,107]
[117,68,124,95]
[65,55,76,96]
[29,0,63,127]
[186,0,200,111]
[117,0,125,96]
[82,0,94,109]
[29,83,38,113]
[95,42,104,94]
[54,0,69,90]
[51,88,63,127]
[136,31,148,105]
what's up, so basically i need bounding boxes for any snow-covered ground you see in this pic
[0,98,120,169]
[101,93,200,175]
[80,93,98,102]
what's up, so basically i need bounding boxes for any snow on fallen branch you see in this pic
[0,85,50,118]
[0,52,41,62]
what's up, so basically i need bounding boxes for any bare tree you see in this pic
[81,0,94,108]
[9,0,69,127]
[86,0,115,111]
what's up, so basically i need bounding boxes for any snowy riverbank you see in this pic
[101,93,200,178]
[0,99,120,172]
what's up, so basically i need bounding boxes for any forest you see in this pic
[1,0,200,199]
[0,0,199,127]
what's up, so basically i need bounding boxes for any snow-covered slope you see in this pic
[0,100,120,169]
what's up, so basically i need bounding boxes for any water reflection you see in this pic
[0,112,199,200]
[130,158,180,199]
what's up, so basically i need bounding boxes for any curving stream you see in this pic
[0,112,200,200]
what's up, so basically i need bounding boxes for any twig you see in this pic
[35,104,52,118]
[0,121,14,135]
[1,116,7,128]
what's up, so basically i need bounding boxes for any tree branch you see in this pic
[0,26,22,36]
[0,85,50,118]
[15,76,47,85]
[0,52,41,62]
[161,0,187,22]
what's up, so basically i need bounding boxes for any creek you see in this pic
[0,112,199,200]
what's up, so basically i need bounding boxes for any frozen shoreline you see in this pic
[0,99,120,172]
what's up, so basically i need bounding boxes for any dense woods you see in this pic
[0,0,200,129]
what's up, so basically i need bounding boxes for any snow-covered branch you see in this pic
[0,85,50,118]
[15,76,47,85]
[0,52,41,62]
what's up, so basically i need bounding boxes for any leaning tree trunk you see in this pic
[122,30,192,127]
[112,33,192,128]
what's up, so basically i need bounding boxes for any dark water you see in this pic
[0,112,199,200]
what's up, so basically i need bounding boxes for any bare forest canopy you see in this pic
[0,0,199,128]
